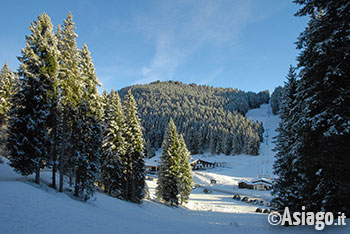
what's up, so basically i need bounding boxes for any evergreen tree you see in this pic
[7,13,59,184]
[56,12,82,192]
[100,91,126,196]
[177,134,194,204]
[73,100,102,200]
[272,65,303,211]
[79,43,102,118]
[273,0,350,216]
[0,62,16,125]
[157,119,181,206]
[270,86,284,115]
[123,90,145,203]
[145,139,155,158]
[71,42,103,200]
[0,63,17,157]
[292,0,350,215]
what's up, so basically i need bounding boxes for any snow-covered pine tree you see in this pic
[7,13,59,184]
[0,62,16,126]
[232,130,243,155]
[292,0,350,215]
[272,65,303,212]
[79,43,102,118]
[222,131,232,155]
[244,127,259,156]
[177,134,194,204]
[145,139,155,158]
[73,100,102,200]
[210,127,218,155]
[101,90,126,196]
[74,42,104,199]
[157,118,181,206]
[270,86,284,115]
[56,12,83,192]
[0,62,17,158]
[123,90,145,203]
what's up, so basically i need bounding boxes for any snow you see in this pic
[1,104,349,234]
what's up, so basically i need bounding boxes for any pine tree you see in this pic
[7,13,59,184]
[71,42,103,200]
[0,62,16,125]
[123,90,145,203]
[0,63,17,157]
[157,119,181,206]
[232,131,243,155]
[79,43,102,118]
[177,134,194,204]
[100,90,126,196]
[272,65,303,211]
[291,0,350,215]
[73,100,102,200]
[270,86,284,115]
[145,139,155,158]
[56,12,82,192]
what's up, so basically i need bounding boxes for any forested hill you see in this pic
[119,81,269,157]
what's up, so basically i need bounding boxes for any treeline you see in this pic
[0,13,145,203]
[119,81,269,156]
[273,0,350,216]
[270,86,284,115]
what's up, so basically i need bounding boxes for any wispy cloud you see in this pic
[132,0,253,84]
[198,67,224,85]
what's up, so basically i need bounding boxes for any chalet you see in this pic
[145,159,160,174]
[238,178,272,191]
[191,159,215,170]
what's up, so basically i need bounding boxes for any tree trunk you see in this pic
[59,115,66,193]
[74,174,80,197]
[59,152,65,192]
[35,163,40,184]
[51,126,57,189]
[52,153,57,189]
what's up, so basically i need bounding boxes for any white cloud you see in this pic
[132,0,253,84]
[198,67,224,85]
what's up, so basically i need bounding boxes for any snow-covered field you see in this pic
[1,104,349,234]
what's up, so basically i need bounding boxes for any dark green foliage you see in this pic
[270,86,284,115]
[100,90,126,196]
[178,134,194,204]
[157,119,193,206]
[119,81,267,156]
[73,100,102,201]
[0,63,17,157]
[122,90,145,203]
[0,63,16,125]
[274,0,350,216]
[272,66,303,211]
[56,12,83,191]
[7,13,59,184]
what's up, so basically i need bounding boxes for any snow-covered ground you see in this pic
[1,104,349,234]
[185,104,280,213]
[146,104,279,213]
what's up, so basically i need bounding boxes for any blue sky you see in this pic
[0,0,308,93]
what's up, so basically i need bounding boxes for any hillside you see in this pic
[119,81,269,156]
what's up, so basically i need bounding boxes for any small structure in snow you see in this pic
[191,159,215,170]
[145,159,160,174]
[238,178,272,191]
